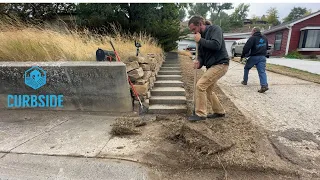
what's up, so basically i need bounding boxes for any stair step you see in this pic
[151,87,185,96]
[162,64,180,67]
[150,96,186,104]
[160,67,180,71]
[163,62,179,65]
[148,104,187,114]
[156,75,182,80]
[158,71,181,75]
[154,80,183,87]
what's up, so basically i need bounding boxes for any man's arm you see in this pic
[198,26,223,51]
[265,36,269,50]
[241,37,254,58]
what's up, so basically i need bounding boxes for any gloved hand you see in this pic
[240,57,247,64]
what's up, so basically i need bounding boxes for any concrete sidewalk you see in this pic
[0,110,158,179]
[0,153,151,180]
[267,57,320,75]
[218,61,320,171]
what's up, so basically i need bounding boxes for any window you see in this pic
[274,32,283,51]
[299,29,320,48]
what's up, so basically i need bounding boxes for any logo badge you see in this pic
[24,66,46,90]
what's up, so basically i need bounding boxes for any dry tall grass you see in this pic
[0,19,163,62]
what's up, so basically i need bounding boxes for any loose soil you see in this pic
[108,54,319,179]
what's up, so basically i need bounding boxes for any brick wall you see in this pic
[265,29,289,56]
[290,14,320,55]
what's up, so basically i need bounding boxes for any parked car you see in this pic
[231,39,274,58]
[183,44,196,59]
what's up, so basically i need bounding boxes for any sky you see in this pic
[224,3,320,21]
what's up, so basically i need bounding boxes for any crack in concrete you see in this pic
[96,135,114,157]
[0,119,70,159]
[0,151,142,164]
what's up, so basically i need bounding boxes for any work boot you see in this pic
[258,86,269,93]
[241,81,247,85]
[207,113,225,119]
[188,114,206,122]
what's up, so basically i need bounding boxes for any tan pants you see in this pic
[195,64,229,117]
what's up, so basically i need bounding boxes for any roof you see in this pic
[182,32,251,40]
[263,10,320,34]
[224,32,251,39]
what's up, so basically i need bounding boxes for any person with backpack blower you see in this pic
[188,15,230,121]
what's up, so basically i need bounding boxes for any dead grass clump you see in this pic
[110,117,146,136]
[111,125,140,136]
[178,50,192,57]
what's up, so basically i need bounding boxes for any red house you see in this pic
[263,10,320,57]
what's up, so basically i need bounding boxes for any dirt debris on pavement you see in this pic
[108,54,319,179]
[110,117,146,136]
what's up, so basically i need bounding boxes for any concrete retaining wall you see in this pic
[0,61,132,112]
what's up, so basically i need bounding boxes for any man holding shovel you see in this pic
[188,15,230,121]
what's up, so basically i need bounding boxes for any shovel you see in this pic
[109,38,148,115]
[193,42,199,115]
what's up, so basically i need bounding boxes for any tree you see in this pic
[305,9,312,15]
[283,7,311,23]
[76,3,181,51]
[210,3,233,20]
[0,3,9,19]
[4,3,76,22]
[76,3,119,30]
[266,7,280,26]
[251,15,260,24]
[210,11,231,31]
[230,3,250,26]
[177,3,188,22]
[261,15,267,21]
[179,8,186,22]
[188,3,211,18]
[209,3,233,24]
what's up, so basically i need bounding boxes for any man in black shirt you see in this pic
[188,15,230,121]
[241,27,269,93]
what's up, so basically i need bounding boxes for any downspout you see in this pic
[285,25,293,55]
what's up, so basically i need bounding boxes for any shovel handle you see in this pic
[109,38,143,107]
[193,42,199,114]
[109,39,121,62]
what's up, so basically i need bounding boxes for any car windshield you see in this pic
[188,44,196,48]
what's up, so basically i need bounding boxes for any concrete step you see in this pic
[154,80,183,87]
[164,61,179,64]
[151,87,185,96]
[156,75,182,81]
[150,96,186,104]
[160,67,180,71]
[158,71,181,75]
[162,64,180,67]
[148,104,187,114]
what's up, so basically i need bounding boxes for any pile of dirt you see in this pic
[110,117,146,136]
[110,54,318,179]
[142,55,305,178]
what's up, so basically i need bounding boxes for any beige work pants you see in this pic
[195,64,229,117]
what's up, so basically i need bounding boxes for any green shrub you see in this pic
[285,50,303,59]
